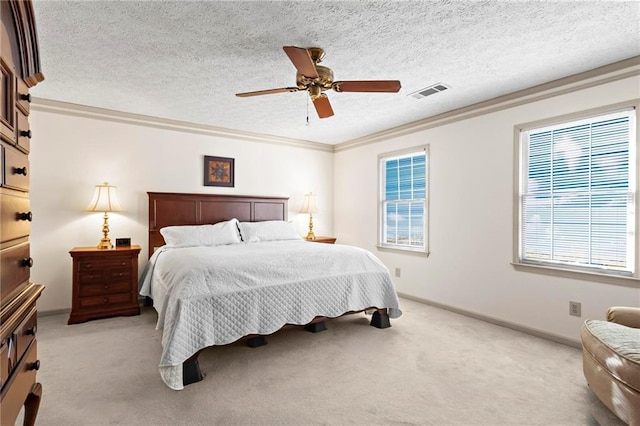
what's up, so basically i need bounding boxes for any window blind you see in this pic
[380,150,427,250]
[520,109,635,275]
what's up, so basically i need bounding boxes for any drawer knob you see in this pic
[104,285,109,289]
[20,93,32,103]
[17,211,32,221]
[20,129,32,139]
[13,166,27,176]
[21,257,34,268]
[26,326,37,336]
[103,297,109,304]
[28,360,40,371]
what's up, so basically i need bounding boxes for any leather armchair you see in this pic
[581,306,640,425]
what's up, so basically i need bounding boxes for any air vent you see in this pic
[409,83,450,99]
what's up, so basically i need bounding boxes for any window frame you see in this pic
[513,100,640,285]
[377,145,430,255]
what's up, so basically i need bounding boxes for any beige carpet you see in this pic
[27,298,622,426]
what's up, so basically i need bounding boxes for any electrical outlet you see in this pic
[569,301,581,317]
[395,267,401,278]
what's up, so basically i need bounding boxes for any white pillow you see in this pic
[160,219,241,247]
[238,220,301,243]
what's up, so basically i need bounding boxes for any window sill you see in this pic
[376,245,430,257]
[511,262,640,288]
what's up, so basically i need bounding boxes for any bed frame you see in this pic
[147,192,391,387]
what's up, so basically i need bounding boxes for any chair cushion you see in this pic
[581,319,640,393]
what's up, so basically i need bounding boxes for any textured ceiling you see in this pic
[30,1,640,145]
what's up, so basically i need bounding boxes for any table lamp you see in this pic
[84,182,124,249]
[299,192,318,240]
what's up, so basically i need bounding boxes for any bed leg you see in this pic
[247,336,267,348]
[370,309,391,329]
[304,321,327,333]
[183,353,204,386]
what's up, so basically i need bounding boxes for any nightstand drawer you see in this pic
[78,270,105,284]
[79,293,131,309]
[79,281,130,297]
[78,257,131,271]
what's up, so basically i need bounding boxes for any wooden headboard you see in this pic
[147,192,288,257]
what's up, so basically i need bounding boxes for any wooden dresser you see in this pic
[69,246,141,324]
[1,1,45,425]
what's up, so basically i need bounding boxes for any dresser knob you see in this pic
[21,257,34,268]
[103,298,109,304]
[26,326,37,336]
[85,263,92,268]
[104,285,109,290]
[27,360,40,371]
[20,93,31,103]
[13,166,27,176]
[17,211,32,221]
[20,129,32,139]
[121,262,126,266]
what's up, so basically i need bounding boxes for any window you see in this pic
[379,146,428,253]
[516,107,637,277]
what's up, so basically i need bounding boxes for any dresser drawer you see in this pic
[0,242,30,302]
[15,307,37,365]
[15,79,29,116]
[0,339,38,426]
[14,111,29,154]
[79,292,131,309]
[0,335,15,390]
[0,193,30,243]
[2,143,29,191]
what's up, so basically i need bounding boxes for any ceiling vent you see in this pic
[409,83,449,99]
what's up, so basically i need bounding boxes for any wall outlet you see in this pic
[395,267,401,278]
[569,301,581,317]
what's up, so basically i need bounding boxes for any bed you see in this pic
[140,192,402,390]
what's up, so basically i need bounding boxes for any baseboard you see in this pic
[397,292,581,349]
[38,308,71,317]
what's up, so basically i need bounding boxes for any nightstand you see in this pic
[307,236,337,244]
[68,245,141,324]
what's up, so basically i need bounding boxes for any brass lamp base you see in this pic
[305,213,316,240]
[97,212,113,249]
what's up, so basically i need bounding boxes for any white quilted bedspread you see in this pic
[139,240,402,390]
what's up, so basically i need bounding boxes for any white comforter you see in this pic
[139,240,402,390]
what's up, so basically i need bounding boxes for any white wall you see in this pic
[29,109,333,312]
[334,75,640,343]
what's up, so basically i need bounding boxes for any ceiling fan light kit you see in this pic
[236,46,401,119]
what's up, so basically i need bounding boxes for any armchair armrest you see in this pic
[606,306,640,328]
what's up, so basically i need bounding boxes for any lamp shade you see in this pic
[84,182,125,213]
[299,193,318,214]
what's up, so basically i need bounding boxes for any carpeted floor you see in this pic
[27,298,621,425]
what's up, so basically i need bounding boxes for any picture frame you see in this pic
[204,155,234,187]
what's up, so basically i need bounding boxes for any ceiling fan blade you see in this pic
[236,87,299,97]
[283,46,319,79]
[332,80,401,93]
[312,94,334,119]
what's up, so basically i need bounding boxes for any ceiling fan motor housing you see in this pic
[297,65,334,92]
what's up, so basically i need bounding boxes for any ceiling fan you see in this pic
[235,46,401,119]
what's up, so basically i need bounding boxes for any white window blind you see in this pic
[380,148,428,252]
[519,109,636,275]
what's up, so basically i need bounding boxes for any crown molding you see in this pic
[334,56,640,152]
[30,98,334,153]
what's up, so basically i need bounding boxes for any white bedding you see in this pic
[139,240,402,390]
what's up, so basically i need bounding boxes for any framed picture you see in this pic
[204,155,235,187]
